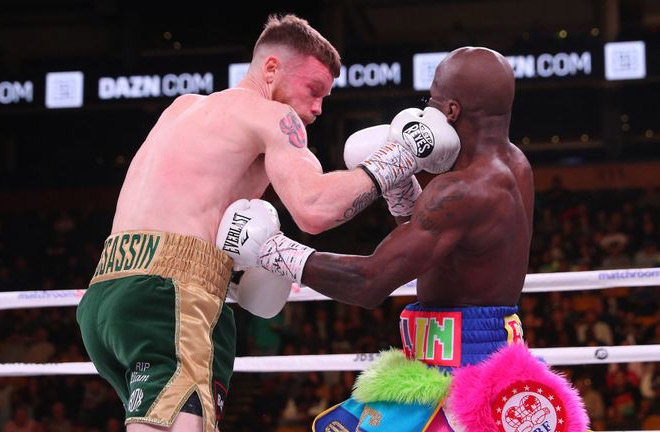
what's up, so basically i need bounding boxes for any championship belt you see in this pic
[446,343,590,432]
[312,349,452,432]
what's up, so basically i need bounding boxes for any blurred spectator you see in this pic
[543,308,578,347]
[77,379,108,429]
[640,363,659,401]
[615,311,641,346]
[520,296,543,333]
[23,329,54,364]
[298,375,326,420]
[328,320,352,354]
[576,377,606,429]
[645,320,660,344]
[0,380,14,426]
[633,240,660,268]
[2,406,41,432]
[600,241,632,270]
[44,402,71,432]
[296,322,320,355]
[314,307,331,349]
[576,309,614,346]
[543,175,574,213]
[606,366,642,426]
[0,335,27,363]
[537,208,559,236]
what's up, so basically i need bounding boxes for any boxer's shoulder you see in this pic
[220,91,297,127]
[262,104,308,150]
[156,93,205,121]
[420,172,473,207]
[431,160,517,206]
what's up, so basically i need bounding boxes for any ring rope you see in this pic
[0,267,658,310]
[1,344,659,377]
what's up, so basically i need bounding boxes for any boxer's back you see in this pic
[112,89,275,242]
[417,143,533,307]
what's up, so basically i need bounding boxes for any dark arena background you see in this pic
[1,1,660,431]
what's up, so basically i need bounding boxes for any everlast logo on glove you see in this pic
[221,213,251,255]
[402,122,435,158]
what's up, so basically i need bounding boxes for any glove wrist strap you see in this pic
[383,176,422,217]
[259,233,315,284]
[359,142,418,194]
[358,166,382,196]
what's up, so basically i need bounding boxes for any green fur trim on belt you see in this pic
[352,348,453,406]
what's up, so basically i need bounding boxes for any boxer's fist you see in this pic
[344,124,422,216]
[227,268,291,318]
[216,199,280,270]
[383,176,422,217]
[343,124,389,170]
[359,107,460,194]
[388,107,460,174]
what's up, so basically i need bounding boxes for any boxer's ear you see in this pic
[263,56,279,84]
[446,100,461,123]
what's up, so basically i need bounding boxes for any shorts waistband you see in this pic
[89,231,233,297]
[400,303,523,369]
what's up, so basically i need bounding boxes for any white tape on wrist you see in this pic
[360,142,417,194]
[383,176,422,217]
[258,233,315,284]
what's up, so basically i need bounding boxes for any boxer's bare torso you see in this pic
[414,143,533,306]
[112,56,376,241]
[112,89,271,242]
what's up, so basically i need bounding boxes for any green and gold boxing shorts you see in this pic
[76,231,234,432]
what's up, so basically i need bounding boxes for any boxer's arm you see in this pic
[264,108,378,234]
[301,176,468,308]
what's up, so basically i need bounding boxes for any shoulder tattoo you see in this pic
[413,179,467,235]
[279,110,306,148]
[424,179,466,213]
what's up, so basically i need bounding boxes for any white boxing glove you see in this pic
[344,124,422,217]
[383,177,422,217]
[388,107,461,174]
[360,107,460,193]
[343,124,389,170]
[216,199,280,270]
[227,268,291,318]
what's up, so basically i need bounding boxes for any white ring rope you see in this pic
[1,268,659,375]
[1,345,659,377]
[0,267,659,310]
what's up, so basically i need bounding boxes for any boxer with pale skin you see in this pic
[78,13,460,432]
[89,14,353,432]
[113,29,370,241]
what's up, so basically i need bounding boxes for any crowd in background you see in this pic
[0,183,659,431]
